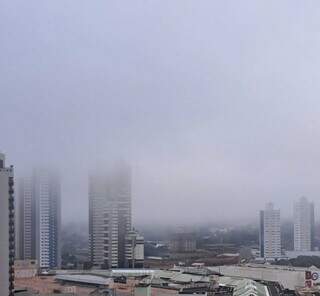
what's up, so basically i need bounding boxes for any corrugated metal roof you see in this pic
[219,277,268,296]
[233,279,267,296]
[55,274,111,285]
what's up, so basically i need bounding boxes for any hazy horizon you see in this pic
[2,1,320,226]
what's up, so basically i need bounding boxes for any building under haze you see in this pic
[169,230,197,253]
[18,169,61,269]
[0,153,15,296]
[125,230,144,268]
[18,176,36,261]
[259,203,281,259]
[294,197,315,252]
[311,202,315,251]
[89,164,143,268]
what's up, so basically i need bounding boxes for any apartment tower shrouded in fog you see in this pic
[18,169,61,269]
[294,197,315,251]
[0,153,15,296]
[89,164,136,268]
[259,203,281,259]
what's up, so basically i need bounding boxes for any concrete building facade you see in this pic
[14,259,38,278]
[0,153,15,296]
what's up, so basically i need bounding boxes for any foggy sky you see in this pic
[1,1,320,226]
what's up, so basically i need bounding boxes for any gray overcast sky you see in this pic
[1,1,320,226]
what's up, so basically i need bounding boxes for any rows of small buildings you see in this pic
[14,265,311,296]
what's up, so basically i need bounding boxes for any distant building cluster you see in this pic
[2,150,320,296]
[169,231,197,253]
[0,152,145,295]
[259,198,316,260]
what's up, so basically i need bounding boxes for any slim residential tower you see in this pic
[89,164,137,268]
[18,176,36,260]
[259,203,281,259]
[294,197,315,251]
[18,169,61,269]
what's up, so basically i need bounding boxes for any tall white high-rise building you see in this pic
[294,197,314,251]
[311,202,315,251]
[0,153,15,296]
[259,203,281,259]
[89,164,136,268]
[18,169,61,269]
[18,176,36,260]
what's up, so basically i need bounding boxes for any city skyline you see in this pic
[0,149,317,230]
[1,150,320,295]
[6,157,319,227]
[3,1,320,294]
[3,153,320,227]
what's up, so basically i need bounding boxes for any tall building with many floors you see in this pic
[18,176,36,260]
[311,202,315,251]
[259,203,281,259]
[18,169,61,269]
[89,164,139,268]
[294,196,315,251]
[0,153,15,296]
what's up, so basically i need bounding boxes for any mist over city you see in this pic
[2,1,320,295]
[2,1,320,227]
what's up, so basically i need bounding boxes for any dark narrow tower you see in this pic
[259,210,264,258]
[0,153,15,296]
[310,202,315,251]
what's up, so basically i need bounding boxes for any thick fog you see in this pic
[1,1,320,226]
